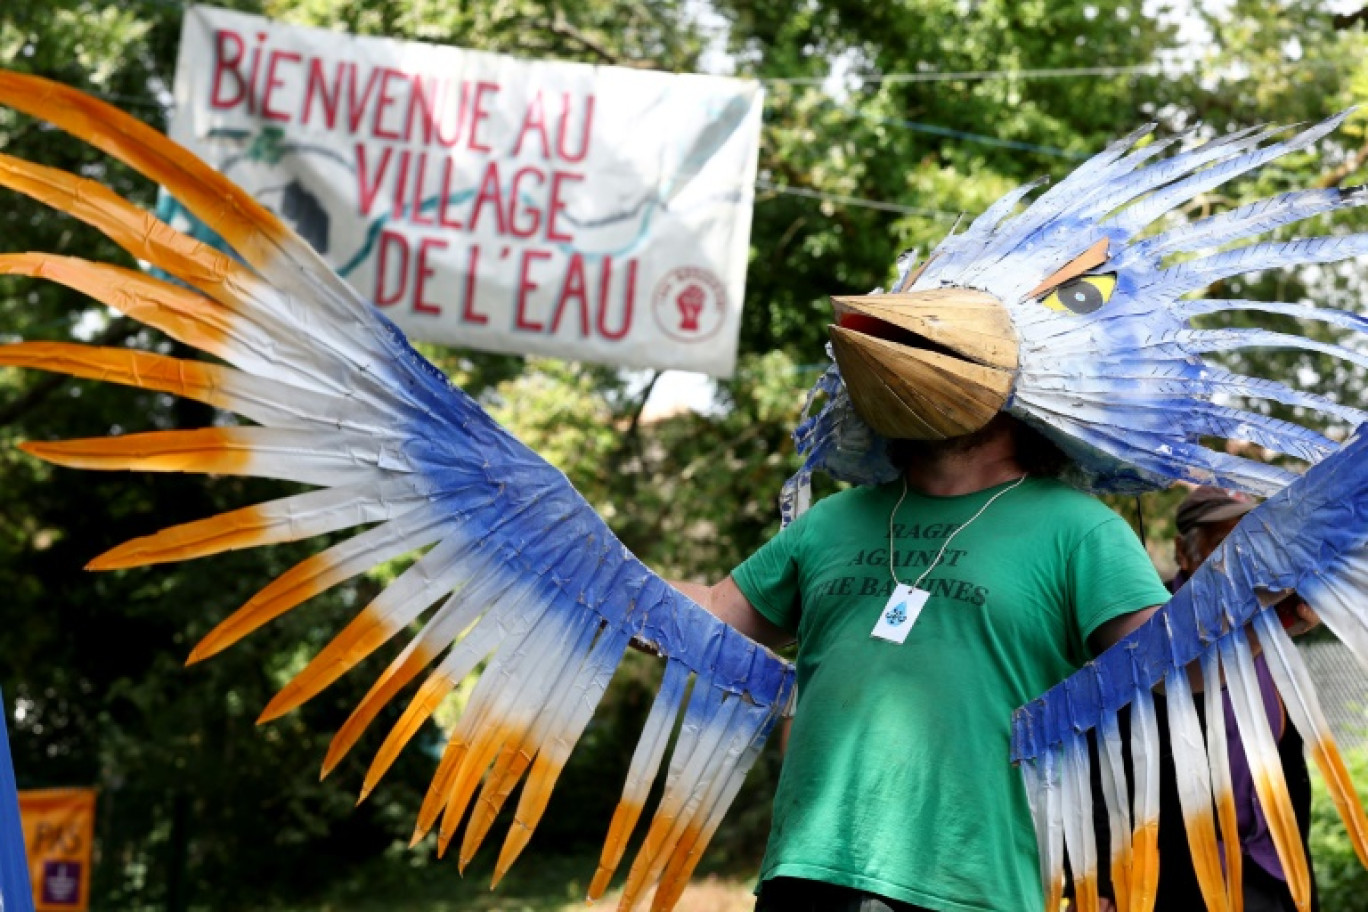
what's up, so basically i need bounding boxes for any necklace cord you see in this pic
[889,475,1029,590]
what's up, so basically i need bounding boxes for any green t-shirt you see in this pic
[732,476,1170,912]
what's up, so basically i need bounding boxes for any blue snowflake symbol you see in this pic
[884,603,908,626]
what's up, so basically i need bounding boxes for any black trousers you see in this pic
[754,877,934,912]
[1243,861,1302,912]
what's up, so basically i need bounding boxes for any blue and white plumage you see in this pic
[12,61,1368,912]
[790,114,1368,517]
[1013,429,1368,912]
[0,70,793,912]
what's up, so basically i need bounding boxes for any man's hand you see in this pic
[1276,595,1320,637]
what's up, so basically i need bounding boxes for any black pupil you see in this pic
[1058,279,1103,314]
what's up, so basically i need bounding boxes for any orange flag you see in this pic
[17,789,95,912]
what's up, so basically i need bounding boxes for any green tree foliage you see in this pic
[1310,743,1368,910]
[6,0,1368,908]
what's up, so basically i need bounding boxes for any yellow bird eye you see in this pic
[1040,274,1117,314]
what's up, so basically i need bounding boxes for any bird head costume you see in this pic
[3,67,1368,912]
[783,114,1368,524]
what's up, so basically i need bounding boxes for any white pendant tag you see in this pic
[871,584,929,644]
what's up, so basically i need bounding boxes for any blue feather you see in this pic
[1120,186,1368,265]
[1107,113,1351,237]
[1013,425,1368,761]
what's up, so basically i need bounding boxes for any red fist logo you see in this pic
[676,284,706,332]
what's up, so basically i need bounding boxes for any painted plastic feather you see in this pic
[1012,431,1368,912]
[0,71,794,911]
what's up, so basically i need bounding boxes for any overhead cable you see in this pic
[837,107,1089,160]
[754,179,966,220]
[763,63,1165,86]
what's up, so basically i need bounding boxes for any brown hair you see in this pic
[886,414,1069,478]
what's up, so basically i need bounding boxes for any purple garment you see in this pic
[1168,571,1287,881]
[1223,653,1287,879]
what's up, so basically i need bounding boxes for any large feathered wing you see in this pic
[0,70,794,912]
[1013,431,1368,912]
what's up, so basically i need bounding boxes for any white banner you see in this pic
[167,6,762,376]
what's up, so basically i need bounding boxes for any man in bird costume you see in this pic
[2,67,1368,912]
[681,411,1171,911]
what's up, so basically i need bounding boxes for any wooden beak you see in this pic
[829,287,1018,440]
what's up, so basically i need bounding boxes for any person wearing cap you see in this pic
[1157,486,1318,912]
[1171,485,1260,590]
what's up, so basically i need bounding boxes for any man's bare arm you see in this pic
[1086,600,1321,693]
[1087,604,1162,656]
[671,576,793,651]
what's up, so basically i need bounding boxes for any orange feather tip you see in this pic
[588,867,612,901]
[494,826,532,886]
[84,550,130,572]
[256,694,295,725]
[319,747,349,784]
[185,636,225,667]
[259,667,335,722]
[190,619,273,669]
[86,533,206,572]
[321,744,347,779]
[489,862,513,891]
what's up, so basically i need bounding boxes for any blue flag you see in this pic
[0,687,34,912]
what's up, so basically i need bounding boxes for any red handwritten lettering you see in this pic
[411,153,435,226]
[469,162,507,234]
[468,81,500,152]
[245,34,267,116]
[513,91,551,159]
[597,257,636,340]
[405,74,439,145]
[437,157,464,229]
[391,150,414,221]
[547,172,582,243]
[551,253,590,336]
[436,81,470,148]
[303,58,343,128]
[372,68,406,140]
[509,167,545,238]
[557,93,594,163]
[210,30,246,110]
[261,50,300,123]
[413,237,447,315]
[346,64,381,134]
[375,230,410,306]
[355,144,393,218]
[516,249,552,331]
[461,245,487,324]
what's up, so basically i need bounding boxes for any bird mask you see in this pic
[785,113,1368,522]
